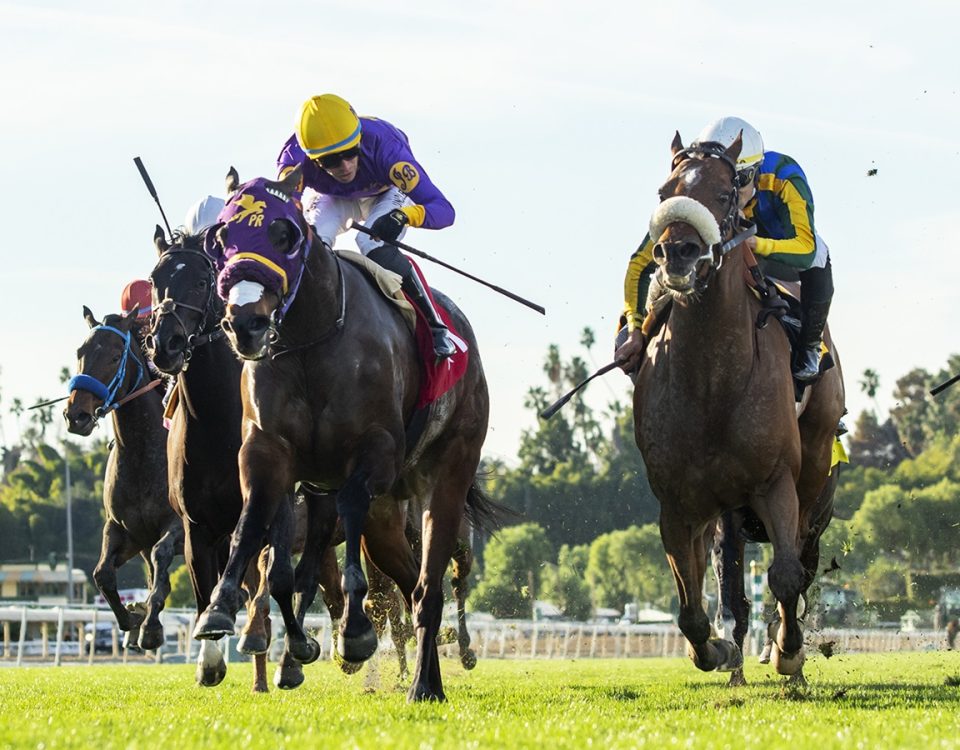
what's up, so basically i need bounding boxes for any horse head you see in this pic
[207,166,307,360]
[147,226,220,374]
[64,306,144,436]
[649,131,742,298]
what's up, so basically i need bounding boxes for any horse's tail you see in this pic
[464,478,516,535]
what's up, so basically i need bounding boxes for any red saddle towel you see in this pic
[405,257,469,409]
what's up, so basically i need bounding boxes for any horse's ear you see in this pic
[214,224,229,252]
[670,131,684,157]
[724,131,744,164]
[226,166,240,195]
[121,305,139,328]
[267,219,295,255]
[154,225,169,255]
[271,164,302,198]
[83,305,98,329]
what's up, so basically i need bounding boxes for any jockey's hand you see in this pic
[744,234,758,252]
[615,329,647,374]
[369,209,408,243]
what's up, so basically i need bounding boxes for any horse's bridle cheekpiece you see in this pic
[68,325,145,420]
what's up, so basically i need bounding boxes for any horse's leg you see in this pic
[750,471,806,676]
[92,522,142,634]
[711,513,748,686]
[237,547,271,693]
[661,509,741,673]
[183,520,227,687]
[194,431,291,643]
[138,521,183,651]
[360,500,420,691]
[451,533,477,670]
[406,475,471,703]
[267,497,320,664]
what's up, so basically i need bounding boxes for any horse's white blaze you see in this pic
[197,638,223,671]
[228,280,265,306]
[649,196,721,247]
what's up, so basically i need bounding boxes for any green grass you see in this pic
[2,652,960,749]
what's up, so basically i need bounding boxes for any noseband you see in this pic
[149,246,223,368]
[69,325,145,420]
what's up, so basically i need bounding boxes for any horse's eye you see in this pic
[112,354,121,363]
[719,192,731,204]
[198,278,207,289]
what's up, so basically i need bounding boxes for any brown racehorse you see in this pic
[193,167,493,702]
[64,308,182,652]
[633,133,845,679]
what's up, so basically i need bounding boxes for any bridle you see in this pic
[665,141,758,288]
[148,244,224,369]
[68,325,146,421]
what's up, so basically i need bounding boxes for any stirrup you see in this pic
[431,326,456,359]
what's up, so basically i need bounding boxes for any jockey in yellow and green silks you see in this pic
[616,116,833,382]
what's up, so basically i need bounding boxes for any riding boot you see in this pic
[793,260,834,381]
[793,297,832,381]
[402,269,456,360]
[367,244,456,360]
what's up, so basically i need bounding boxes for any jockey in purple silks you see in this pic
[277,94,456,359]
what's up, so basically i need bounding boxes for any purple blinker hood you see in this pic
[204,178,308,316]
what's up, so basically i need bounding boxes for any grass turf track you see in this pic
[1,652,959,749]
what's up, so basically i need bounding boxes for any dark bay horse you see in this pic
[148,228,410,690]
[194,168,492,702]
[148,228,312,692]
[63,307,182,651]
[633,133,845,679]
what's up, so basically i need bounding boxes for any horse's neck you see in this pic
[179,338,243,422]
[283,241,343,336]
[110,355,163,449]
[666,254,756,386]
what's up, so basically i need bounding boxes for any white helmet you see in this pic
[182,195,226,236]
[696,116,764,170]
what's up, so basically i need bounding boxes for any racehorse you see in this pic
[632,133,845,679]
[148,227,311,692]
[64,308,182,651]
[148,227,415,690]
[192,167,494,702]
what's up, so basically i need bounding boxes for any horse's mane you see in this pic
[171,229,205,251]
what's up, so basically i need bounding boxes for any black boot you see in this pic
[403,271,456,360]
[367,244,456,359]
[793,297,831,381]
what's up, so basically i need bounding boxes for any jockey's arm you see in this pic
[623,234,656,332]
[385,153,455,231]
[750,173,817,269]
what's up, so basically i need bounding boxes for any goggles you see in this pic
[317,146,360,169]
[736,164,760,188]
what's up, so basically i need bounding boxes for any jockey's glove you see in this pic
[369,209,408,243]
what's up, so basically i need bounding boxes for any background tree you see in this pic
[540,543,592,620]
[469,523,552,618]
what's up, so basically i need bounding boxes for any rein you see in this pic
[68,325,145,419]
[269,248,346,359]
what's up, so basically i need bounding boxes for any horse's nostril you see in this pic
[653,244,665,261]
[680,242,703,260]
[248,316,270,335]
[165,334,186,355]
[221,319,233,334]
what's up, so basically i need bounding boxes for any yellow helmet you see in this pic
[296,94,362,159]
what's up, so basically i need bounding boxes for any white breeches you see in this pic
[303,187,413,255]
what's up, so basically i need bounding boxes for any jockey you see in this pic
[120,279,153,333]
[277,94,456,359]
[616,116,833,382]
[183,195,226,237]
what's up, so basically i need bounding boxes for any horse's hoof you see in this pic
[122,628,143,652]
[138,624,164,651]
[460,648,477,670]
[333,648,365,675]
[196,663,227,687]
[273,663,305,690]
[238,632,269,655]
[287,635,321,665]
[715,639,744,672]
[758,640,773,664]
[771,644,805,676]
[727,669,747,688]
[407,682,446,703]
[338,627,378,665]
[193,609,235,640]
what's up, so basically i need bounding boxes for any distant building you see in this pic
[0,563,88,604]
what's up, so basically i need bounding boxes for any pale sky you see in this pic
[0,1,957,463]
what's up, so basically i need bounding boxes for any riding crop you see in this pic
[539,361,618,420]
[349,221,545,315]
